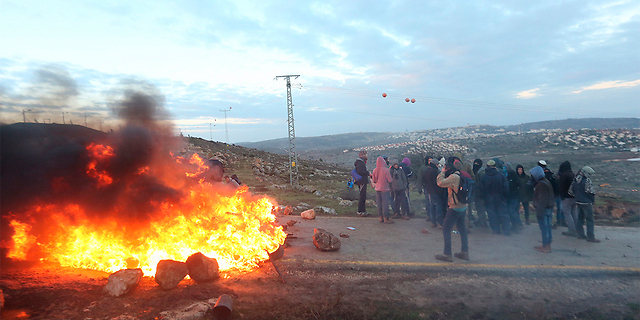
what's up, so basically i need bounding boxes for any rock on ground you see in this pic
[104,269,143,297]
[155,260,189,290]
[186,252,220,283]
[312,228,341,251]
[301,209,316,220]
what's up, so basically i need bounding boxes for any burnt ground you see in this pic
[2,216,640,320]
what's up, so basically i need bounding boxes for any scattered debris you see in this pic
[158,298,216,320]
[421,228,429,234]
[301,209,316,220]
[572,249,582,256]
[284,205,294,215]
[346,227,356,230]
[313,228,341,251]
[104,269,143,297]
[339,233,350,238]
[265,249,286,283]
[287,220,297,226]
[212,294,233,320]
[155,260,189,290]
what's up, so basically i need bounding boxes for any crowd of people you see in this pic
[353,151,600,262]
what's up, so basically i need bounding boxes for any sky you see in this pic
[1,0,639,143]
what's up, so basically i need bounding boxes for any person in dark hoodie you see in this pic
[418,155,433,220]
[558,161,578,237]
[505,163,523,232]
[472,158,488,227]
[390,162,410,220]
[530,166,554,253]
[569,166,600,243]
[480,159,511,235]
[420,158,446,227]
[539,160,564,227]
[516,164,533,225]
[354,151,371,217]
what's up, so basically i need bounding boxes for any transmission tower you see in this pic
[220,108,231,144]
[275,74,300,187]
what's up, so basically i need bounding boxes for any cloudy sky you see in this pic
[1,0,638,143]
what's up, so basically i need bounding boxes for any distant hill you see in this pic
[239,117,640,154]
[505,118,640,132]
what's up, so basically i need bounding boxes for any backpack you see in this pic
[454,173,475,204]
[351,169,363,183]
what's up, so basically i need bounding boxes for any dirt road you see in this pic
[1,215,639,320]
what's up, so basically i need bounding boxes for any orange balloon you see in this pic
[405,98,410,102]
[382,93,387,97]
[411,99,416,103]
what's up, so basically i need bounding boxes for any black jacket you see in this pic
[354,158,369,185]
[480,167,508,198]
[558,161,574,199]
[421,163,444,195]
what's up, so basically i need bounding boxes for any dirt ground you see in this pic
[2,215,639,320]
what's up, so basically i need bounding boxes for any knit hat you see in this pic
[402,157,411,166]
[358,151,367,159]
[581,166,595,174]
[487,159,496,166]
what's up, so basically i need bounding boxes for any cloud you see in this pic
[516,88,541,99]
[572,79,640,93]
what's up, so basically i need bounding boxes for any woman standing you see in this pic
[372,156,394,224]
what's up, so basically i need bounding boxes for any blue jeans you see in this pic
[537,208,553,245]
[429,193,445,226]
[424,192,431,216]
[485,194,511,235]
[442,208,469,256]
[576,203,595,239]
[562,198,577,232]
[507,197,523,228]
[376,191,391,218]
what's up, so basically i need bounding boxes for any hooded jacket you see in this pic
[421,160,444,195]
[505,163,520,199]
[480,166,508,198]
[516,164,533,202]
[531,166,554,216]
[372,156,393,192]
[558,161,575,199]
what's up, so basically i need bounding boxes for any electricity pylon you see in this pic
[275,75,300,187]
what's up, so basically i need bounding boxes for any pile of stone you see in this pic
[103,252,220,297]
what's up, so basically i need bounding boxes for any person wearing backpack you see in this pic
[390,162,410,219]
[435,157,469,262]
[530,166,555,253]
[354,151,371,217]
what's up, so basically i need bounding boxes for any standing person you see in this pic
[372,156,394,224]
[390,162,410,220]
[435,158,469,262]
[399,157,413,215]
[539,160,564,227]
[480,159,511,235]
[530,166,555,253]
[505,163,523,232]
[418,155,433,220]
[472,159,488,227]
[569,166,600,243]
[516,164,533,225]
[558,161,578,237]
[420,159,446,228]
[354,151,371,217]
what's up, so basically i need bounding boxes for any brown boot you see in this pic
[535,244,551,253]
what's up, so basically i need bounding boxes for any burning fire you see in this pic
[5,144,286,277]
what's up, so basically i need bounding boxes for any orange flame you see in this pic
[7,145,286,277]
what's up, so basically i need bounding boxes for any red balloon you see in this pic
[411,99,416,103]
[382,93,387,97]
[405,98,410,102]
